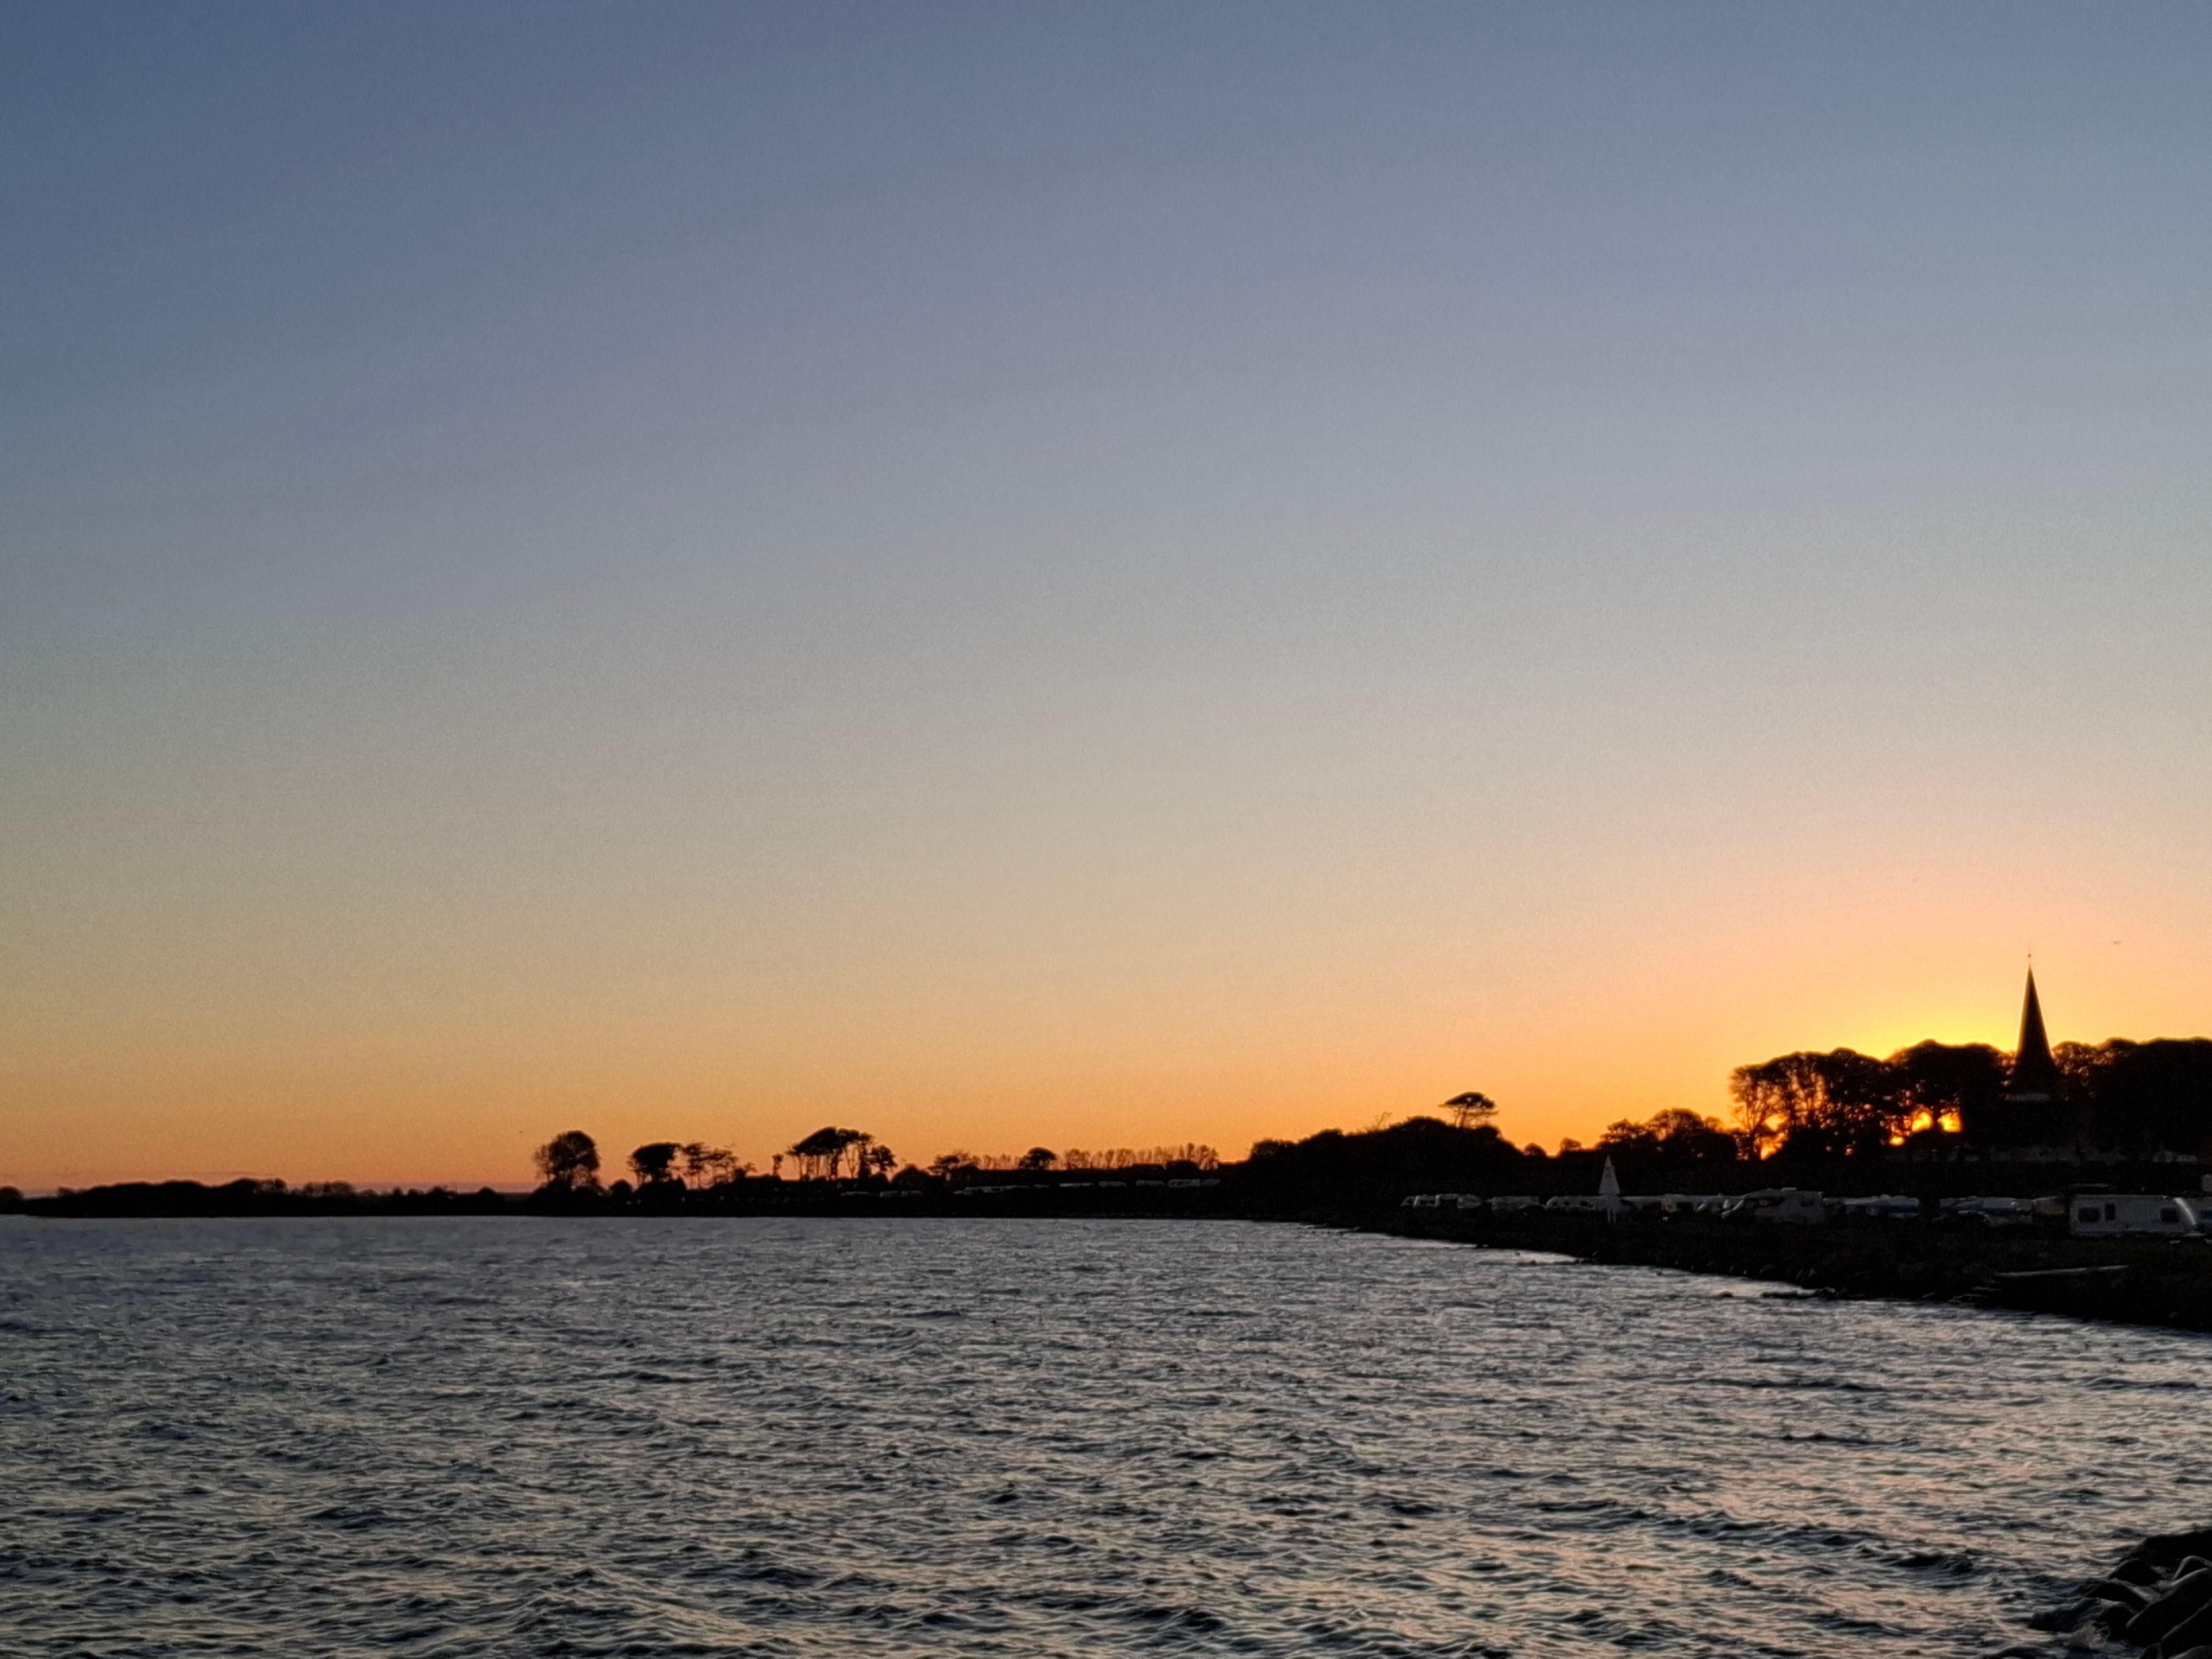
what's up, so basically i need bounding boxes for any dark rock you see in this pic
[2146,1532,2212,1566]
[2089,1598,2141,1635]
[2127,1569,2212,1646]
[2031,1597,2133,1636]
[2084,1577,2155,1608]
[2158,1600,2212,1657]
[2115,1556,2168,1586]
[2029,1600,2088,1632]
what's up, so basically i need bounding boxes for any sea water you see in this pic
[1,1214,2204,1657]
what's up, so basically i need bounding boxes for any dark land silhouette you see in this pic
[18,1118,2212,1331]
[1721,972,2212,1162]
[1380,1196,2212,1332]
[6,1179,511,1218]
[17,973,2212,1331]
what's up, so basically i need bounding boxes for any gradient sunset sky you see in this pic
[7,2,2210,1189]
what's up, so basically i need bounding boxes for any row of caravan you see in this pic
[1397,1189,1832,1221]
[1400,1189,1850,1221]
[1932,1192,2202,1235]
[1399,1188,2207,1236]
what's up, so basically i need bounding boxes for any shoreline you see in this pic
[1349,1205,2212,1332]
[17,1184,2212,1337]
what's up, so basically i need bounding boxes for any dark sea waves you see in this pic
[3,1217,2208,1657]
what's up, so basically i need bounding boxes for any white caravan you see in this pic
[2068,1194,2201,1238]
[1721,1188,1827,1226]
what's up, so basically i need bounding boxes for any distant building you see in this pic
[2005,969,2063,1104]
[1979,967,2084,1156]
[1895,968,2209,1165]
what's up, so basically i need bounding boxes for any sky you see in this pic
[5,1,2211,1189]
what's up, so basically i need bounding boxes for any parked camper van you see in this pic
[2068,1194,2201,1238]
[1838,1194,1922,1219]
[1721,1188,1825,1225]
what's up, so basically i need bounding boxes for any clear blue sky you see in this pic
[5,2,2210,1185]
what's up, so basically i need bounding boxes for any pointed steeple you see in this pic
[2007,968,2062,1101]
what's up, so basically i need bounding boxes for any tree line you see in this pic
[530,1126,1226,1197]
[1725,1037,2212,1159]
[533,1130,756,1191]
[525,1036,2212,1207]
[21,1039,2212,1221]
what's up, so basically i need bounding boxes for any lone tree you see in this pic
[1017,1147,1058,1171]
[629,1141,682,1185]
[1442,1092,1498,1131]
[534,1130,601,1191]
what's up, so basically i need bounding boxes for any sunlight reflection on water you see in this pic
[2,1214,2206,1656]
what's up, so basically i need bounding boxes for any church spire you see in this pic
[2007,968,2061,1101]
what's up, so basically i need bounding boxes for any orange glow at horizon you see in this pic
[5,878,2205,1191]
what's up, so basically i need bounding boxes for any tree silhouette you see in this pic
[1887,1041,2004,1139]
[2063,1038,2212,1157]
[788,1126,870,1180]
[1594,1117,1660,1156]
[1017,1147,1058,1171]
[1646,1108,1738,1160]
[533,1130,601,1191]
[680,1143,745,1187]
[1729,1049,1902,1158]
[629,1142,681,1185]
[1596,1108,1737,1161]
[1442,1092,1497,1130]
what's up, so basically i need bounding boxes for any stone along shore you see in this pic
[2022,1528,2212,1658]
[1356,1206,2212,1333]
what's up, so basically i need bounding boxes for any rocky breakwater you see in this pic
[2021,1529,2212,1657]
[1366,1207,2212,1334]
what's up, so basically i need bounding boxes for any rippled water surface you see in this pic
[4,1216,2209,1656]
